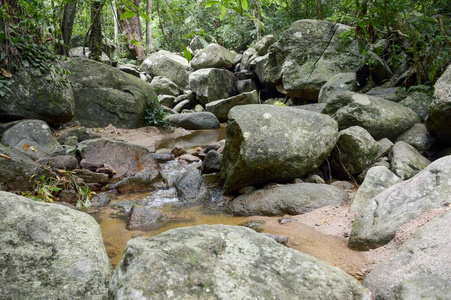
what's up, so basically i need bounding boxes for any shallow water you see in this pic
[156,125,226,150]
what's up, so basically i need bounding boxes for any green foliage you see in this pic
[144,103,171,128]
[273,100,286,106]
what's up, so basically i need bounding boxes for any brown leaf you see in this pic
[1,68,12,78]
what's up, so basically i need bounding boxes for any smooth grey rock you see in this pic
[127,205,167,231]
[264,20,362,100]
[190,43,235,70]
[113,168,165,193]
[166,112,220,130]
[150,76,179,96]
[205,90,259,122]
[174,166,210,204]
[69,46,110,63]
[251,54,269,83]
[189,68,237,105]
[173,100,191,113]
[158,94,176,108]
[117,64,140,78]
[201,150,222,174]
[254,35,277,56]
[241,47,258,69]
[189,35,207,51]
[366,87,406,102]
[396,123,433,154]
[351,166,401,214]
[139,50,190,88]
[304,174,325,184]
[293,103,327,113]
[330,126,380,179]
[65,58,158,128]
[230,183,348,216]
[322,91,420,141]
[0,67,74,124]
[318,72,357,103]
[399,92,433,121]
[0,144,44,191]
[37,155,79,170]
[364,211,451,299]
[426,64,451,143]
[348,155,451,250]
[91,192,112,207]
[221,105,338,193]
[389,141,430,180]
[1,119,64,160]
[237,79,258,94]
[108,225,371,299]
[57,127,100,145]
[376,138,393,158]
[0,191,112,299]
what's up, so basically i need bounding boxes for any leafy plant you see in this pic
[144,102,172,128]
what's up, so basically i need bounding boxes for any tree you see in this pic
[56,0,78,56]
[119,0,146,62]
[89,0,104,61]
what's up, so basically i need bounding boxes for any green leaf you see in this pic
[139,11,150,22]
[240,0,248,10]
[220,5,226,20]
[203,0,220,8]
[120,10,137,20]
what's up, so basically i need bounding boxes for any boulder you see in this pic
[322,91,420,141]
[189,68,238,105]
[395,123,433,154]
[139,50,190,88]
[366,87,406,102]
[0,144,44,191]
[254,35,277,56]
[376,138,393,158]
[149,76,179,96]
[0,67,74,124]
[190,43,236,70]
[250,54,269,83]
[201,150,222,174]
[367,51,393,84]
[173,100,191,113]
[205,90,259,122]
[57,127,100,145]
[117,64,140,78]
[189,35,207,51]
[165,112,220,130]
[0,191,111,299]
[350,166,401,214]
[158,94,176,108]
[69,46,110,63]
[77,138,159,178]
[318,72,357,103]
[174,166,210,204]
[37,155,79,170]
[364,211,451,299]
[399,92,433,121]
[241,47,258,69]
[348,155,451,250]
[426,64,451,143]
[230,183,348,216]
[65,58,158,129]
[293,103,327,113]
[389,141,430,180]
[330,126,380,179]
[112,168,165,193]
[221,105,338,193]
[108,225,371,299]
[126,205,167,231]
[237,79,258,94]
[264,20,362,100]
[1,119,65,160]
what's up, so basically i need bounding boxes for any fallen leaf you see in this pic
[23,143,29,150]
[29,146,37,152]
[1,68,12,78]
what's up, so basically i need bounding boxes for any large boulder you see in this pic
[221,105,338,193]
[389,141,430,180]
[322,91,420,141]
[364,211,451,299]
[230,183,348,216]
[149,76,179,96]
[318,72,357,103]
[395,123,433,154]
[330,126,380,179]
[77,138,159,179]
[254,35,277,56]
[174,166,210,204]
[189,68,238,105]
[65,58,158,129]
[165,112,220,130]
[205,90,259,122]
[1,119,65,160]
[139,50,190,88]
[108,225,371,299]
[264,20,362,100]
[0,144,44,191]
[0,67,74,124]
[426,64,451,144]
[348,155,451,250]
[190,43,235,70]
[399,92,433,121]
[0,191,112,299]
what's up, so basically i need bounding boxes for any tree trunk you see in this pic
[316,0,322,19]
[89,0,103,61]
[120,0,146,62]
[112,0,121,57]
[253,0,261,40]
[146,0,153,52]
[56,0,78,56]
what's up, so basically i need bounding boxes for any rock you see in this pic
[364,211,451,299]
[318,72,357,103]
[113,168,165,193]
[91,192,112,207]
[139,50,190,88]
[0,67,74,124]
[111,200,137,218]
[241,47,258,69]
[250,54,269,83]
[37,155,79,170]
[389,141,431,180]
[322,91,420,141]
[74,169,110,184]
[376,138,393,158]
[1,119,64,160]
[0,191,111,299]
[304,174,325,184]
[237,79,258,94]
[57,127,100,145]
[331,181,354,190]
[254,35,277,56]
[293,103,327,113]
[366,87,406,102]
[173,99,191,113]
[0,144,44,191]
[264,20,362,100]
[194,104,204,112]
[205,90,259,122]
[262,233,288,245]
[230,183,348,216]
[189,35,207,51]
[348,155,451,250]
[65,58,158,129]
[189,68,238,105]
[426,64,451,143]
[367,51,393,84]
[221,105,338,193]
[165,112,220,130]
[78,138,159,178]
[190,43,235,70]
[126,205,167,231]
[69,46,110,63]
[149,76,179,96]
[201,150,222,174]
[117,64,140,78]
[399,92,433,121]
[395,123,433,154]
[108,225,370,299]
[330,126,380,179]
[158,94,176,108]
[174,166,210,204]
[350,166,401,214]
